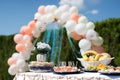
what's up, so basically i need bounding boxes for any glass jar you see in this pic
[36,53,47,62]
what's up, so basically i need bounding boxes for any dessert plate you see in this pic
[98,71,120,75]
[53,70,82,74]
[82,68,97,72]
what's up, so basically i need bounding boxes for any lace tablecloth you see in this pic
[13,72,120,80]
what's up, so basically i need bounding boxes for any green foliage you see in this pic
[95,18,120,66]
[0,18,120,80]
[0,35,15,80]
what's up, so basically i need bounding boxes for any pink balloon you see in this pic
[70,31,85,40]
[70,13,80,22]
[14,34,23,44]
[20,26,27,35]
[91,45,105,53]
[15,43,25,52]
[38,5,45,14]
[28,20,36,30]
[28,34,33,42]
[24,26,32,35]
[7,57,17,66]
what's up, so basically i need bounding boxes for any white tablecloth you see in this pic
[13,72,120,80]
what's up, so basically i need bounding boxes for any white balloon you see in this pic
[45,5,57,13]
[20,52,31,60]
[32,29,41,38]
[49,5,57,13]
[16,59,26,68]
[8,65,19,75]
[91,36,104,46]
[40,15,47,23]
[36,21,42,28]
[78,39,91,51]
[58,5,70,12]
[36,21,46,31]
[39,26,46,32]
[75,23,87,35]
[19,62,29,73]
[25,42,33,51]
[80,49,87,56]
[60,12,71,23]
[44,5,51,13]
[54,9,62,19]
[69,6,78,14]
[12,52,23,59]
[65,20,76,32]
[78,15,88,24]
[86,30,98,40]
[57,20,64,27]
[23,35,31,43]
[46,14,55,23]
[86,22,95,30]
[34,12,42,20]
[35,21,47,29]
[12,52,19,57]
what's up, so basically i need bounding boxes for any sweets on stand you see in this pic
[29,61,54,72]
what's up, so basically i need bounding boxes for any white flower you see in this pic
[36,42,51,53]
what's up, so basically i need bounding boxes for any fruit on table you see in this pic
[96,64,108,70]
[99,66,120,72]
[84,50,98,56]
[85,65,96,70]
[101,53,111,58]
[99,55,108,61]
[95,54,102,61]
[99,53,111,61]
[89,56,95,61]
[82,50,99,61]
[83,55,89,61]
[82,50,111,61]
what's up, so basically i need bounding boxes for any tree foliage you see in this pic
[95,18,120,66]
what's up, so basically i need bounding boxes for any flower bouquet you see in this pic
[36,42,51,54]
[35,42,51,62]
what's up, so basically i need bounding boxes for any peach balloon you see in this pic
[15,43,25,52]
[70,31,84,40]
[7,57,17,66]
[14,34,23,44]
[20,26,27,35]
[70,13,80,22]
[28,20,36,30]
[23,26,32,35]
[91,45,105,53]
[29,34,33,42]
[38,6,45,14]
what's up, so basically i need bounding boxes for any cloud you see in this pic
[59,0,85,10]
[91,10,99,14]
[87,9,99,15]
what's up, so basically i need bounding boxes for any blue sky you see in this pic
[0,0,120,35]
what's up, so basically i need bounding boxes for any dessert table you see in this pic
[13,72,120,80]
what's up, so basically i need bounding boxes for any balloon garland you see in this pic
[7,5,105,75]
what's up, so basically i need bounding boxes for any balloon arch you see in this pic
[7,5,104,75]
